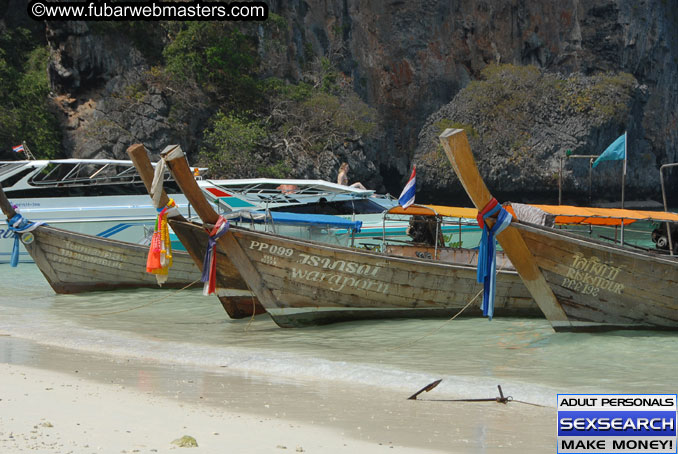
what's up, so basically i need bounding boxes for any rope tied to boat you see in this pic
[150,156,166,209]
[146,199,176,285]
[5,210,43,267]
[476,198,512,319]
[202,215,229,296]
[149,154,180,218]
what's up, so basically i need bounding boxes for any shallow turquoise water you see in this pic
[1,263,676,407]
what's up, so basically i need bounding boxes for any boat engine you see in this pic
[651,223,678,254]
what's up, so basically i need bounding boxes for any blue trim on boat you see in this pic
[96,223,136,238]
[219,197,255,208]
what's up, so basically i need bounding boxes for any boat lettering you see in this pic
[249,240,268,251]
[14,201,40,208]
[248,241,293,257]
[261,254,278,266]
[0,229,14,239]
[268,245,293,257]
[562,253,624,295]
[308,255,320,267]
[58,248,125,270]
[571,254,622,280]
[291,268,389,294]
[297,253,380,276]
[65,242,125,262]
[291,268,308,279]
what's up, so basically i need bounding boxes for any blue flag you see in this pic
[593,133,626,168]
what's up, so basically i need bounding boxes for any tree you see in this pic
[0,28,61,158]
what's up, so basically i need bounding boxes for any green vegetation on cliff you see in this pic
[154,21,377,178]
[423,64,636,166]
[0,28,61,158]
[461,64,636,139]
[163,22,261,108]
[415,63,639,199]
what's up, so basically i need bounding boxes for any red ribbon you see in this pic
[202,216,229,295]
[477,198,499,229]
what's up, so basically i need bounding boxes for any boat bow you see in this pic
[439,128,570,328]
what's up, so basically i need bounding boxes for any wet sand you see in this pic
[0,337,556,453]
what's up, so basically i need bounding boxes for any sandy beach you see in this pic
[0,343,557,454]
[0,362,443,454]
[0,266,563,454]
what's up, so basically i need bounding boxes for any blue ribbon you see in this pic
[476,205,512,319]
[201,218,230,284]
[6,213,38,267]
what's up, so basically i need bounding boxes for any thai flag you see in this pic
[398,166,416,209]
[12,144,24,153]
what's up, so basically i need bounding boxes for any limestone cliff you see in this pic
[274,0,677,201]
[39,0,678,201]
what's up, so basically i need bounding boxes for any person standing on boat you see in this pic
[337,162,366,190]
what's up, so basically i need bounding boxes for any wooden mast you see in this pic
[160,145,279,310]
[439,128,571,327]
[126,143,186,222]
[160,145,219,226]
[128,144,267,318]
[0,184,17,219]
[127,143,210,269]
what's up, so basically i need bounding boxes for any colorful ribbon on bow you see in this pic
[6,211,43,267]
[146,199,176,285]
[476,198,513,319]
[201,216,229,295]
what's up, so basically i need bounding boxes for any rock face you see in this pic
[413,69,644,204]
[43,0,678,200]
[45,21,209,161]
[273,0,678,200]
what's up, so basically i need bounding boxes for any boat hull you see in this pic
[168,219,267,318]
[0,194,192,263]
[385,244,514,270]
[20,225,201,293]
[516,222,678,331]
[222,227,537,328]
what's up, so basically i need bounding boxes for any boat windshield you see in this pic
[0,160,186,198]
[0,163,27,179]
[28,162,141,186]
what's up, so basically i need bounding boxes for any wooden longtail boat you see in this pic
[0,183,201,294]
[440,128,678,331]
[381,203,513,269]
[193,227,534,327]
[126,144,266,319]
[161,146,537,327]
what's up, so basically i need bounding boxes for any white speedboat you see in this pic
[0,159,200,263]
[197,178,394,213]
[1,161,479,263]
[196,178,399,249]
[197,179,482,251]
